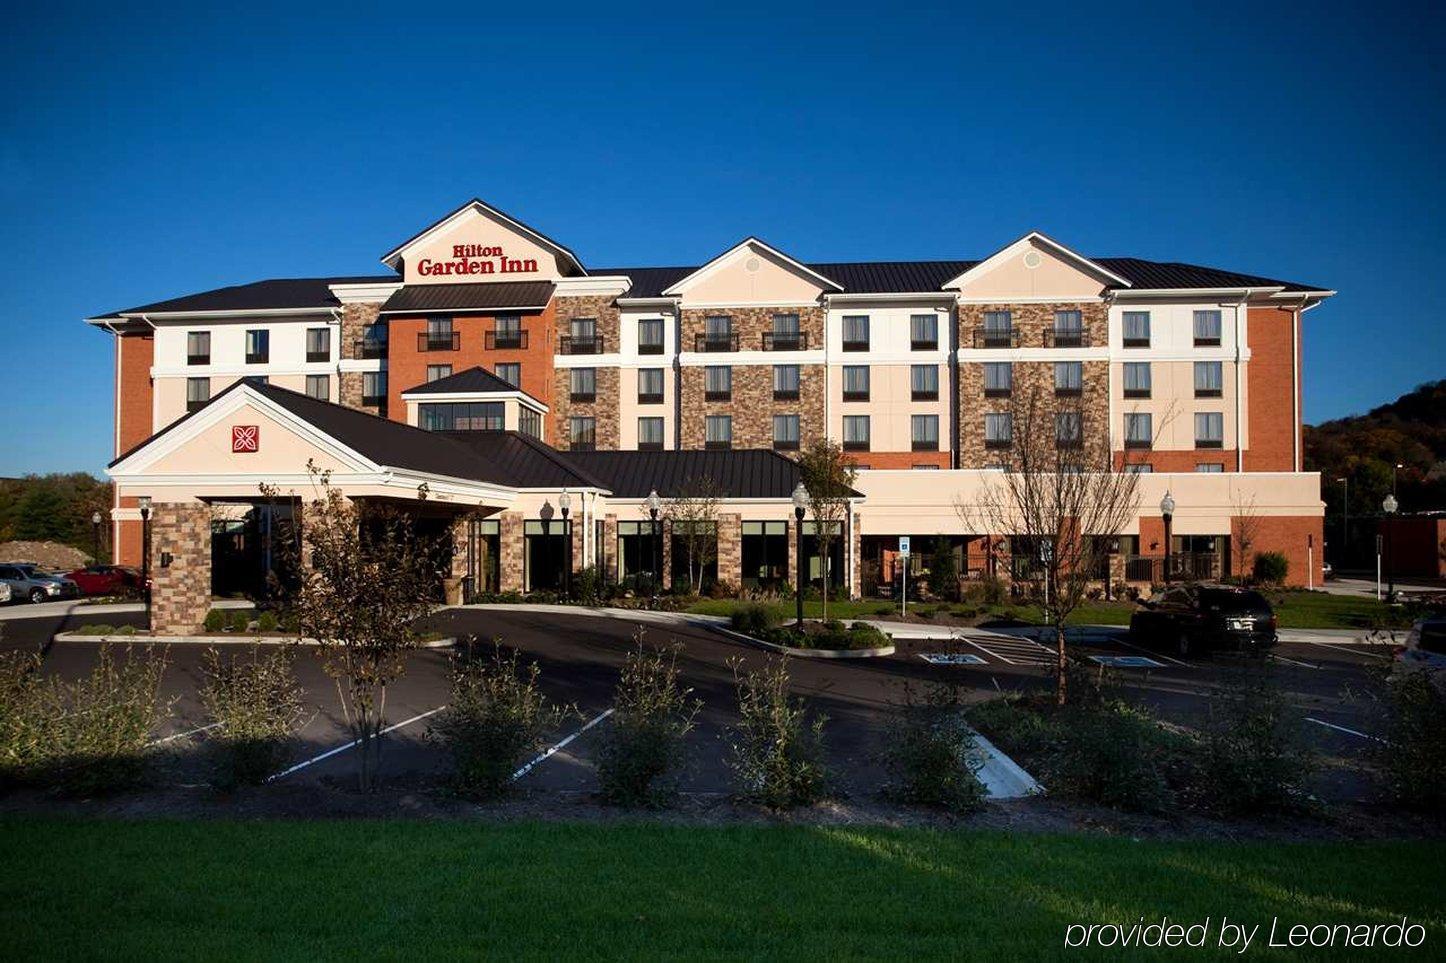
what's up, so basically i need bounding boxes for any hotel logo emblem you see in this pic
[232,425,260,453]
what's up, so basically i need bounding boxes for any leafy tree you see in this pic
[796,440,858,621]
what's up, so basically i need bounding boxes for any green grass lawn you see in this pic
[0,820,1440,960]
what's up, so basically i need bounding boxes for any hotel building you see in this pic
[89,199,1332,633]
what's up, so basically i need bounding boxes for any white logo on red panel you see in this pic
[232,425,259,453]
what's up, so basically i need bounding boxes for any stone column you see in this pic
[787,516,799,587]
[149,502,212,635]
[570,515,583,573]
[850,511,863,599]
[717,513,742,589]
[500,512,524,593]
[660,519,673,590]
[603,514,619,583]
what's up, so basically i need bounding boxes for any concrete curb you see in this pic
[971,730,1043,799]
[709,624,896,659]
[53,632,457,649]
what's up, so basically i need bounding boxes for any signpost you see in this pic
[1375,534,1383,601]
[899,536,911,618]
[1307,533,1314,591]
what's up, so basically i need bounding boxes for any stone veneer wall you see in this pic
[149,502,212,635]
[602,514,619,582]
[680,305,824,354]
[554,294,622,354]
[958,359,1108,468]
[717,513,742,587]
[499,512,524,592]
[956,301,1108,351]
[679,363,825,450]
[339,302,385,417]
[552,366,621,450]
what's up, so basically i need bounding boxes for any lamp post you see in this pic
[138,496,152,630]
[1383,493,1398,602]
[91,510,103,565]
[1160,490,1175,584]
[559,488,571,601]
[791,482,808,629]
[645,489,662,605]
[1335,476,1349,569]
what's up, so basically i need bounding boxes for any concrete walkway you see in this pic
[0,597,250,622]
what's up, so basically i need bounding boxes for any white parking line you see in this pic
[512,708,615,781]
[961,637,1019,665]
[1269,653,1320,670]
[148,721,222,746]
[1305,717,1384,743]
[1295,639,1390,660]
[266,705,447,782]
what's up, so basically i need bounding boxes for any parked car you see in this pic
[1391,614,1446,691]
[65,564,143,596]
[0,563,82,604]
[1128,584,1278,657]
[0,581,10,604]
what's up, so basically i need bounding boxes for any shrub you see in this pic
[0,645,168,795]
[74,624,116,635]
[596,638,701,807]
[730,602,778,637]
[727,657,827,809]
[428,641,562,800]
[203,609,228,633]
[572,565,604,605]
[927,538,959,601]
[1375,666,1446,809]
[881,682,987,813]
[964,577,1007,607]
[114,625,137,636]
[1046,700,1180,812]
[1195,665,1314,815]
[1252,551,1289,585]
[256,610,279,634]
[200,646,306,788]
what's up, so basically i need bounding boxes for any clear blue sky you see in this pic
[2,0,1441,476]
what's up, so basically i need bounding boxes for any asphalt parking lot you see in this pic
[0,605,1401,802]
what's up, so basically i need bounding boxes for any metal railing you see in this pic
[695,333,739,352]
[761,331,809,351]
[973,328,1019,348]
[1042,327,1090,347]
[559,334,605,355]
[485,330,528,349]
[1124,553,1222,583]
[418,332,461,352]
[355,339,388,359]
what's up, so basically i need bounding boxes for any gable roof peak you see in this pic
[941,231,1132,291]
[660,236,843,297]
[379,197,587,276]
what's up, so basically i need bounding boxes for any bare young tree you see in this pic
[263,464,443,791]
[957,381,1141,705]
[797,439,859,622]
[663,474,722,595]
[1231,488,1262,580]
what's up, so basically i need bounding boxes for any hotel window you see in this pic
[773,364,800,400]
[244,375,268,386]
[426,364,452,382]
[638,368,664,404]
[244,330,269,364]
[1195,412,1224,449]
[705,365,731,401]
[773,414,800,451]
[419,402,503,432]
[983,362,1012,397]
[638,318,664,354]
[569,416,597,450]
[1124,413,1153,449]
[1123,362,1151,398]
[1054,361,1083,396]
[638,416,664,450]
[984,412,1013,449]
[424,316,456,351]
[1196,463,1224,473]
[911,364,938,400]
[1193,310,1223,346]
[705,414,733,450]
[703,315,733,351]
[186,331,210,365]
[570,367,596,402]
[1055,411,1083,448]
[1052,310,1084,347]
[981,310,1013,347]
[519,406,542,439]
[568,318,598,353]
[1125,463,1154,474]
[1194,361,1223,397]
[911,414,939,451]
[491,315,523,349]
[361,322,387,358]
[305,374,329,401]
[495,362,520,387]
[842,365,870,401]
[769,313,802,350]
[843,415,871,451]
[910,314,938,350]
[842,315,870,351]
[362,370,387,407]
[186,377,210,413]
[1123,311,1151,347]
[305,327,330,363]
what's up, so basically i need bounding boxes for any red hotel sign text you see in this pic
[417,245,539,277]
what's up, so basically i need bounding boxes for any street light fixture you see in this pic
[91,510,103,565]
[645,488,662,604]
[138,496,152,630]
[791,482,809,628]
[558,488,572,601]
[1159,490,1175,584]
[1383,493,1398,601]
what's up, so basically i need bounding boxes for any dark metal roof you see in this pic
[435,432,610,489]
[565,449,809,499]
[590,266,695,299]
[1091,258,1322,292]
[379,281,555,315]
[401,366,543,404]
[808,260,974,294]
[90,276,399,319]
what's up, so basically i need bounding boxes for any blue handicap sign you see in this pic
[1089,654,1165,669]
[919,653,986,666]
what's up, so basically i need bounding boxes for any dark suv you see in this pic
[1128,584,1278,657]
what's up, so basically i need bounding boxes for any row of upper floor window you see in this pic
[184,327,336,365]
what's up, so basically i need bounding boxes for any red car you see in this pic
[65,565,143,596]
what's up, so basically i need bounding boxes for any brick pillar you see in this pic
[570,515,583,574]
[500,512,524,593]
[787,516,799,587]
[149,502,212,635]
[850,511,862,599]
[717,513,742,588]
[449,516,470,582]
[1108,550,1126,592]
[603,514,618,583]
[660,519,673,590]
